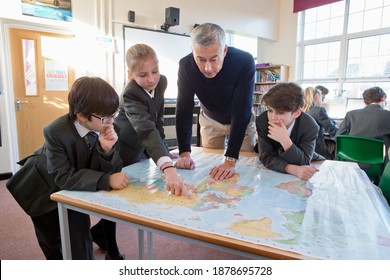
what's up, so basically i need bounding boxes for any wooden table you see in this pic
[51,148,390,260]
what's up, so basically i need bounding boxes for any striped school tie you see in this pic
[85,131,98,149]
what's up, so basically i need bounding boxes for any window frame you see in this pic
[296,0,390,102]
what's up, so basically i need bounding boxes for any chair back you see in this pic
[336,135,385,183]
[378,162,390,204]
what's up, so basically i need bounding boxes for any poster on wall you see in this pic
[21,0,72,22]
[44,60,68,91]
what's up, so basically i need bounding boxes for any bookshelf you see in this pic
[253,64,289,116]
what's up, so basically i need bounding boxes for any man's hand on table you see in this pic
[175,152,195,170]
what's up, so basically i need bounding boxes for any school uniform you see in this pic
[115,75,170,166]
[256,111,324,173]
[337,104,390,160]
[307,104,338,159]
[7,114,123,259]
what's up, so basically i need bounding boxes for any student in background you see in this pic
[115,44,188,197]
[303,87,338,159]
[7,77,127,260]
[337,86,390,161]
[175,23,256,180]
[256,82,324,180]
[315,85,329,102]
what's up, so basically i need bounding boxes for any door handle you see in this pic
[15,98,29,111]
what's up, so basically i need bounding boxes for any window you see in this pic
[297,0,390,117]
[226,33,258,61]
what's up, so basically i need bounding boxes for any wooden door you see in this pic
[9,28,75,159]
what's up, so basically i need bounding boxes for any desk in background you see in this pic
[51,147,390,260]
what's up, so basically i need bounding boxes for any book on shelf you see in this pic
[254,84,273,94]
[255,63,270,68]
[255,64,289,83]
[253,93,262,104]
[253,104,267,116]
[255,69,281,83]
[264,69,280,82]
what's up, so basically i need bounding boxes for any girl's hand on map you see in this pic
[164,167,191,198]
[209,162,235,180]
[108,172,129,190]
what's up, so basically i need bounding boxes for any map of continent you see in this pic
[111,173,253,212]
[228,218,282,239]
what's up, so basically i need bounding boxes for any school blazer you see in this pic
[256,111,324,173]
[115,75,169,166]
[337,104,390,157]
[307,105,338,159]
[7,114,123,217]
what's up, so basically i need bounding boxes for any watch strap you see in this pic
[225,156,238,163]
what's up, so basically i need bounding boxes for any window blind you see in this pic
[293,0,343,13]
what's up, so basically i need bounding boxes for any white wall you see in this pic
[0,0,297,174]
[258,0,298,81]
[110,0,283,93]
[111,0,280,40]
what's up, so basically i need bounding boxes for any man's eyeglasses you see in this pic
[91,111,119,124]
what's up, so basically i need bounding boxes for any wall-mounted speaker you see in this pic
[165,7,180,26]
[128,10,135,23]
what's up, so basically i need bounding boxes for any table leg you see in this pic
[147,231,153,259]
[138,228,144,259]
[57,202,72,260]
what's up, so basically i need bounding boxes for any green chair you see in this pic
[336,135,385,184]
[378,162,390,204]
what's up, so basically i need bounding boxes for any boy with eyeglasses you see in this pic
[7,76,128,259]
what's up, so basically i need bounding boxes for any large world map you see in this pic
[63,148,390,259]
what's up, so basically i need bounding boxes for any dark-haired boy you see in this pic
[7,77,128,259]
[337,86,390,160]
[256,82,324,180]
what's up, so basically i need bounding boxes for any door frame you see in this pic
[0,18,74,173]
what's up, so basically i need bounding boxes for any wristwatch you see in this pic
[225,156,238,163]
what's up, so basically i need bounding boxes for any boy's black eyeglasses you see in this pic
[91,111,119,124]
